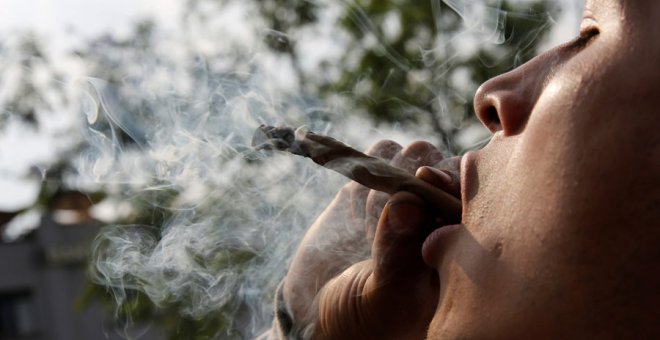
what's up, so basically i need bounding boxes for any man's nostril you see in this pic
[486,106,501,128]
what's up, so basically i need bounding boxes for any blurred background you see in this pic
[0,0,583,339]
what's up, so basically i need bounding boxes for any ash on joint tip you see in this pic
[251,125,311,157]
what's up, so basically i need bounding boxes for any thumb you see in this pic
[315,192,439,339]
[362,191,439,337]
[371,191,433,283]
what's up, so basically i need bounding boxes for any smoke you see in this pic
[439,0,507,43]
[79,72,350,336]
[72,0,576,338]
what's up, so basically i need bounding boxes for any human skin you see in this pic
[279,0,660,338]
[428,1,660,337]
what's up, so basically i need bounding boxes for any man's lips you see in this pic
[434,155,463,177]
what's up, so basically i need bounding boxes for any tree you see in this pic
[0,32,84,235]
[254,0,553,153]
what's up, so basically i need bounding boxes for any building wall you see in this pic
[0,214,164,340]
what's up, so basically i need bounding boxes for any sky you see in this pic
[0,0,184,61]
[0,0,180,42]
[0,0,584,213]
[0,0,179,211]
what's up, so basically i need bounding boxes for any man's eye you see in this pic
[571,27,600,50]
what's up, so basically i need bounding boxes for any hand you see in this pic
[281,140,459,339]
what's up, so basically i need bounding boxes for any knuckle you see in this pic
[365,139,402,160]
[396,141,444,170]
[401,141,437,157]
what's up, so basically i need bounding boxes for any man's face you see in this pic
[427,1,660,337]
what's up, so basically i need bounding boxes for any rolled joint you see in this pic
[252,125,462,223]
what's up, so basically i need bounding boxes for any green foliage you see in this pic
[193,0,556,154]
[259,0,319,53]
[317,1,553,152]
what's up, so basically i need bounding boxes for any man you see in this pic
[266,1,660,338]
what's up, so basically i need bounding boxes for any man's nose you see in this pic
[473,56,551,136]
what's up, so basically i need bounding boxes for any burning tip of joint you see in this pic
[251,125,295,151]
[251,125,311,156]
